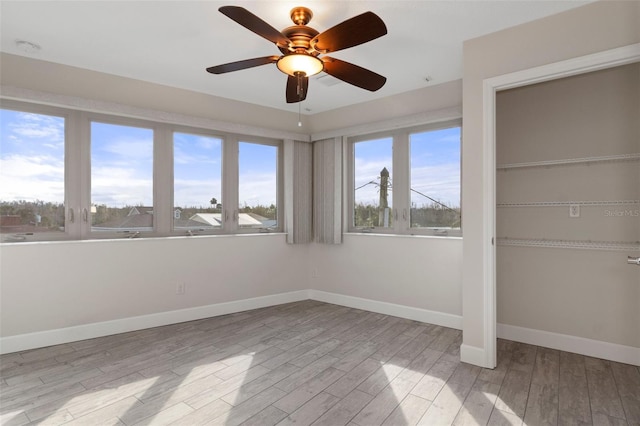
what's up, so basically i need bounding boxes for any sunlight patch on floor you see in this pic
[37,376,160,424]
[0,409,28,425]
[182,361,227,383]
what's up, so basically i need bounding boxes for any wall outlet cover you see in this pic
[569,204,580,218]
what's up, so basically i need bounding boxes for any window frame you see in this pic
[86,113,159,240]
[234,135,284,234]
[0,100,74,242]
[0,100,285,243]
[170,125,225,237]
[347,119,462,237]
[348,131,399,234]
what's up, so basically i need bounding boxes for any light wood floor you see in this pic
[1,301,639,426]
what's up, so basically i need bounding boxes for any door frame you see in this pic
[482,43,640,368]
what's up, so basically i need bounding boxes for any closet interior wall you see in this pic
[495,63,640,349]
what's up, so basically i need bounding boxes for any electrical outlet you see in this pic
[176,282,186,295]
[311,268,319,278]
[569,204,580,218]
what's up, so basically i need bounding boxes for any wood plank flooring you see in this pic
[1,301,639,425]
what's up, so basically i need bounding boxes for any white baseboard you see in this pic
[1,289,462,355]
[498,323,640,366]
[9,291,634,367]
[0,290,309,354]
[308,290,462,330]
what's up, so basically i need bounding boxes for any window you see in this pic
[348,120,462,236]
[90,121,154,234]
[410,126,461,231]
[173,131,222,232]
[0,100,283,243]
[0,107,66,242]
[353,137,393,229]
[238,141,279,230]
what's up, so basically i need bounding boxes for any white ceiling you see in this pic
[1,1,591,114]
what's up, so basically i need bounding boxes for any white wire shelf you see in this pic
[497,238,640,251]
[497,153,640,170]
[497,200,639,208]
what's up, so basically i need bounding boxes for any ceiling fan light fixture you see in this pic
[276,53,323,77]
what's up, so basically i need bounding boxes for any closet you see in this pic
[495,63,640,352]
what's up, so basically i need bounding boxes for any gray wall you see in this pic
[496,64,640,347]
[462,0,640,357]
[0,51,463,341]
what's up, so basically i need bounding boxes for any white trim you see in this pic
[482,43,640,371]
[482,77,498,369]
[0,290,309,354]
[498,323,640,367]
[308,290,462,330]
[1,85,310,142]
[460,344,488,367]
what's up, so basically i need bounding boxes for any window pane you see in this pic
[238,142,277,229]
[353,137,393,228]
[91,122,153,232]
[410,127,461,230]
[174,132,222,230]
[0,109,65,242]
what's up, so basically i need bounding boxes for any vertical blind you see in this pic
[313,137,343,244]
[285,140,313,244]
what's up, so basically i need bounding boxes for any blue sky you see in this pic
[239,142,277,208]
[410,127,461,208]
[2,109,458,209]
[174,132,222,208]
[354,127,461,208]
[1,110,278,208]
[91,122,154,207]
[0,110,65,204]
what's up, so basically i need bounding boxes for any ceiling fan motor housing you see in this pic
[282,25,319,53]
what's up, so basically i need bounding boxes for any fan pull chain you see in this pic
[297,72,304,127]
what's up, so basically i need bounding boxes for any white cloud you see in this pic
[410,163,460,207]
[91,166,152,206]
[174,178,222,207]
[174,146,220,166]
[354,157,393,205]
[0,154,64,202]
[239,172,277,207]
[195,136,221,150]
[9,112,64,147]
[98,138,153,162]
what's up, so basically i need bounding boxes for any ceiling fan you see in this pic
[206,6,388,103]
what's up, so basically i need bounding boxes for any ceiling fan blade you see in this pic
[219,6,290,47]
[322,57,386,91]
[286,74,309,103]
[310,11,387,53]
[206,56,279,74]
